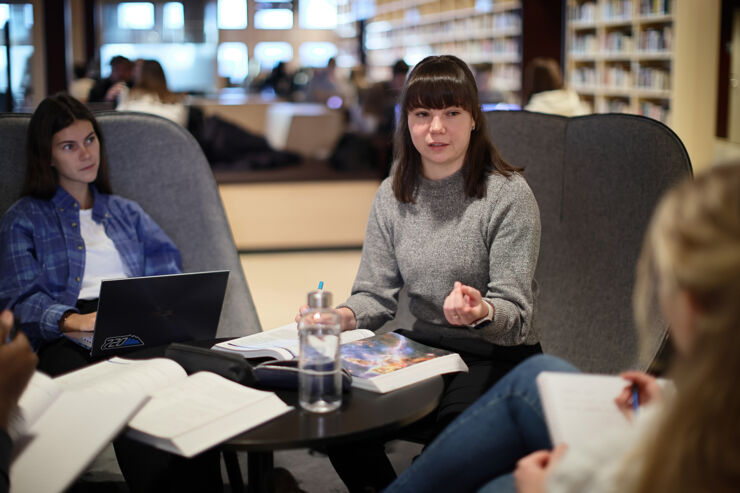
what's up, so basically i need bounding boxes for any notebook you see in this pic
[64,270,229,358]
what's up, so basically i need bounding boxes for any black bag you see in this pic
[253,359,353,393]
[165,343,257,386]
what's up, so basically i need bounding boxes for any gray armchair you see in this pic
[0,111,261,338]
[485,111,692,373]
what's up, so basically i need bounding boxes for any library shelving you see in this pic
[351,0,522,90]
[565,0,674,123]
[565,0,721,171]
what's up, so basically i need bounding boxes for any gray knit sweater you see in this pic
[342,168,541,346]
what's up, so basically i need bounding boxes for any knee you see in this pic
[507,354,578,387]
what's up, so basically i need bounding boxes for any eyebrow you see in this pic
[56,132,95,146]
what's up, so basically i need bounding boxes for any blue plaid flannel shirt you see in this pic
[0,186,182,350]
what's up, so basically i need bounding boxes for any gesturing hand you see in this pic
[443,281,490,326]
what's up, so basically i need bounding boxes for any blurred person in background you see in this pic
[68,62,95,103]
[116,59,187,127]
[87,55,133,106]
[523,57,589,117]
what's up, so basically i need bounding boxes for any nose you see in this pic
[430,115,444,133]
[79,145,91,160]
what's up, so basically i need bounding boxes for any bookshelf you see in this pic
[565,0,721,171]
[353,0,523,91]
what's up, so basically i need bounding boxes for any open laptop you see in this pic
[65,270,229,358]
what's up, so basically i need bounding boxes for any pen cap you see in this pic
[307,290,332,309]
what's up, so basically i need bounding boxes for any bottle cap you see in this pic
[307,290,332,308]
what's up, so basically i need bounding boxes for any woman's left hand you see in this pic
[514,444,568,493]
[443,281,489,326]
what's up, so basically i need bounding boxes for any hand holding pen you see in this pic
[614,371,663,421]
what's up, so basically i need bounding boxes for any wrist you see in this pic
[468,300,494,329]
[58,310,75,332]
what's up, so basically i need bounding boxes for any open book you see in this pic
[12,358,291,470]
[10,372,146,493]
[340,332,468,393]
[536,372,636,448]
[212,322,374,360]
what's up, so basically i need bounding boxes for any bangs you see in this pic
[402,68,476,113]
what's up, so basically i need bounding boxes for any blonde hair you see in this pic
[630,163,740,493]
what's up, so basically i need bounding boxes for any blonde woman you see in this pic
[117,59,187,126]
[385,163,740,493]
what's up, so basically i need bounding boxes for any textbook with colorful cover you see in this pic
[340,331,468,393]
[213,325,469,394]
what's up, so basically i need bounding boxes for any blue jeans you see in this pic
[383,354,579,493]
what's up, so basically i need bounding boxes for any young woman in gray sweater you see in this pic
[324,55,543,492]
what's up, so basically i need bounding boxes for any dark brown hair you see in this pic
[23,93,112,199]
[392,55,518,203]
[523,57,564,104]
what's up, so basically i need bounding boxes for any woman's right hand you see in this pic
[295,305,357,332]
[614,371,663,420]
[61,312,97,332]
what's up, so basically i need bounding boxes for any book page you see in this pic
[128,372,274,437]
[11,389,146,493]
[215,322,373,359]
[536,372,631,447]
[217,322,300,358]
[8,371,60,442]
[53,357,187,397]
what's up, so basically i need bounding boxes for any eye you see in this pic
[447,109,461,117]
[61,143,73,151]
[85,135,96,144]
[412,110,429,118]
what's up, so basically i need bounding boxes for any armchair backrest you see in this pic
[485,111,692,373]
[0,111,261,338]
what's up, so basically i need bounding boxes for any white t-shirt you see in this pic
[78,209,128,300]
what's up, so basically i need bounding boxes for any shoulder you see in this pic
[1,196,47,225]
[483,172,539,221]
[486,171,535,201]
[373,177,396,205]
[100,193,147,217]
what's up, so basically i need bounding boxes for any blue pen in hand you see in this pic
[631,384,640,415]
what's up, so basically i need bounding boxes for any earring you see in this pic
[471,124,476,131]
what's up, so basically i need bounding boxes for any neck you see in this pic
[421,161,464,181]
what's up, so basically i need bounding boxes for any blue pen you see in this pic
[318,281,324,290]
[631,384,640,414]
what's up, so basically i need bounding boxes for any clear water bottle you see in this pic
[298,290,342,413]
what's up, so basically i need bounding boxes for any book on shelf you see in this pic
[13,357,291,465]
[536,371,662,448]
[214,324,469,394]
